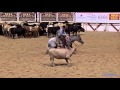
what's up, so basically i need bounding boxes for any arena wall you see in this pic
[0,12,120,32]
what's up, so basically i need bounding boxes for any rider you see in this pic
[56,24,67,47]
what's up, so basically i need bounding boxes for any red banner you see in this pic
[109,14,119,20]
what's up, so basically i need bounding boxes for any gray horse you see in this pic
[45,34,84,54]
[69,34,84,47]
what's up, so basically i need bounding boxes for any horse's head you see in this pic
[77,34,84,45]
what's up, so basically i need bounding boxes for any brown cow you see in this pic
[21,22,42,38]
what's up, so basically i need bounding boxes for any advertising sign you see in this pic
[58,12,74,21]
[19,12,36,21]
[109,14,119,20]
[0,12,17,21]
[40,12,57,21]
[75,12,120,23]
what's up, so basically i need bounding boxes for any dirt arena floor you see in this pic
[0,31,120,78]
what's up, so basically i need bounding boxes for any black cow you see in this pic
[40,22,49,31]
[9,25,25,39]
[65,23,85,36]
[38,28,47,36]
[47,26,60,37]
[38,22,49,36]
[0,24,3,35]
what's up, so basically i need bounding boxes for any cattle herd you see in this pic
[0,21,85,39]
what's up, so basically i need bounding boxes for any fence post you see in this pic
[56,12,58,22]
[36,12,40,22]
[107,23,109,32]
[73,13,76,23]
[35,12,37,22]
[39,12,41,22]
[17,12,19,22]
[104,23,106,32]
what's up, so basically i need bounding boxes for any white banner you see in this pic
[75,12,120,23]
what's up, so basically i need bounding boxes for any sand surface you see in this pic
[0,31,120,78]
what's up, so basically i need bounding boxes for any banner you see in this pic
[40,12,57,21]
[19,12,36,21]
[58,12,74,21]
[109,14,119,20]
[75,12,120,23]
[0,12,17,21]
